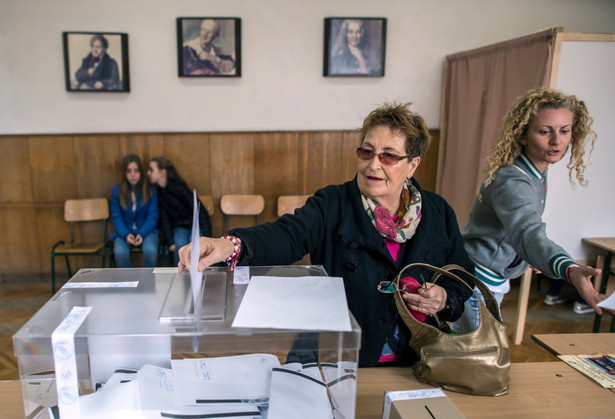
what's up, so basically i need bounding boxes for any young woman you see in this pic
[110,154,159,267]
[451,88,607,333]
[148,157,211,265]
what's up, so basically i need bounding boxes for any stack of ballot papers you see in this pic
[42,354,356,418]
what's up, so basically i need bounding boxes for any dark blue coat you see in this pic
[232,177,474,367]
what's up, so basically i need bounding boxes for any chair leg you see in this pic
[65,255,72,278]
[51,253,56,294]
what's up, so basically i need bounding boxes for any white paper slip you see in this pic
[51,306,92,419]
[189,190,202,310]
[171,354,280,405]
[63,282,138,288]
[233,266,250,284]
[597,291,615,311]
[232,276,351,331]
[153,267,179,274]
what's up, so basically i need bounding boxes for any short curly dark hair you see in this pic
[360,102,431,158]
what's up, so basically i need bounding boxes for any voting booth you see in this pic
[13,266,361,418]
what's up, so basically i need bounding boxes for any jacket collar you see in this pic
[515,153,545,180]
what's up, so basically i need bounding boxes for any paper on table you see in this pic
[189,190,202,311]
[597,291,615,311]
[232,276,352,331]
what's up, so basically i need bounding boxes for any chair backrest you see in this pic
[64,198,109,222]
[64,198,109,244]
[220,194,265,232]
[199,195,215,216]
[277,195,311,217]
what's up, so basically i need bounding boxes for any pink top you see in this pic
[385,216,401,261]
[379,215,402,364]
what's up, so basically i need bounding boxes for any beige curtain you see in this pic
[439,27,557,227]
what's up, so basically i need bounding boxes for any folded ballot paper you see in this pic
[43,354,354,418]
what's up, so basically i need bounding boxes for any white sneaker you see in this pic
[544,294,566,305]
[572,302,594,314]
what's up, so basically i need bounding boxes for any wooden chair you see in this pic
[277,195,311,217]
[199,195,215,216]
[220,194,265,232]
[277,195,312,265]
[50,198,109,294]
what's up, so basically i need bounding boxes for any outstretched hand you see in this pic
[178,237,234,272]
[568,265,607,315]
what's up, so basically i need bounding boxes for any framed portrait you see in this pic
[323,18,387,77]
[62,32,129,92]
[177,17,241,77]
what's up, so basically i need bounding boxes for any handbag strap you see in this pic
[433,264,502,320]
[393,263,503,335]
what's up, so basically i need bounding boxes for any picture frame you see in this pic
[323,18,386,77]
[177,17,241,77]
[63,32,129,92]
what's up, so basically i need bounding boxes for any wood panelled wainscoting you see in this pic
[0,130,440,276]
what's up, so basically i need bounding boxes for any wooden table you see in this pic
[582,237,615,332]
[356,363,614,418]
[3,363,614,418]
[532,332,615,356]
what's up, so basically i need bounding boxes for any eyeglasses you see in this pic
[356,147,409,166]
[377,279,426,294]
[377,281,408,294]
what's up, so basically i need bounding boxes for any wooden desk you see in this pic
[357,363,614,418]
[532,333,615,356]
[5,363,612,419]
[582,237,615,332]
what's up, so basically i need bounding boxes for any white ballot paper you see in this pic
[189,190,202,311]
[232,276,352,331]
[597,291,615,311]
[171,354,280,405]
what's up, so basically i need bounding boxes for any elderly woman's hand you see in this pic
[178,237,235,272]
[401,283,448,317]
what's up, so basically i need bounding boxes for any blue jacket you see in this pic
[110,183,159,240]
[231,177,474,367]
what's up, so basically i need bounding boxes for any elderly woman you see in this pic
[179,102,474,367]
[451,88,608,333]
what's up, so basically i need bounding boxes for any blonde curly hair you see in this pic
[483,88,596,187]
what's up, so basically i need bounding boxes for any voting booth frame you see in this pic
[13,266,361,418]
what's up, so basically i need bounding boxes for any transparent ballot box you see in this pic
[13,266,361,418]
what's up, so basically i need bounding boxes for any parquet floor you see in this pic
[0,272,612,380]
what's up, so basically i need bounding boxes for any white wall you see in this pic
[543,40,615,261]
[1,0,614,134]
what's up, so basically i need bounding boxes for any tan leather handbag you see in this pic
[393,263,510,396]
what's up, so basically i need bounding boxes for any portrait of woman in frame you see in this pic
[63,32,129,92]
[323,17,386,77]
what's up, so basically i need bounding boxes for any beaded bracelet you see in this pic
[222,234,242,271]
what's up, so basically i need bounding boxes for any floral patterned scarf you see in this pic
[361,180,422,243]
